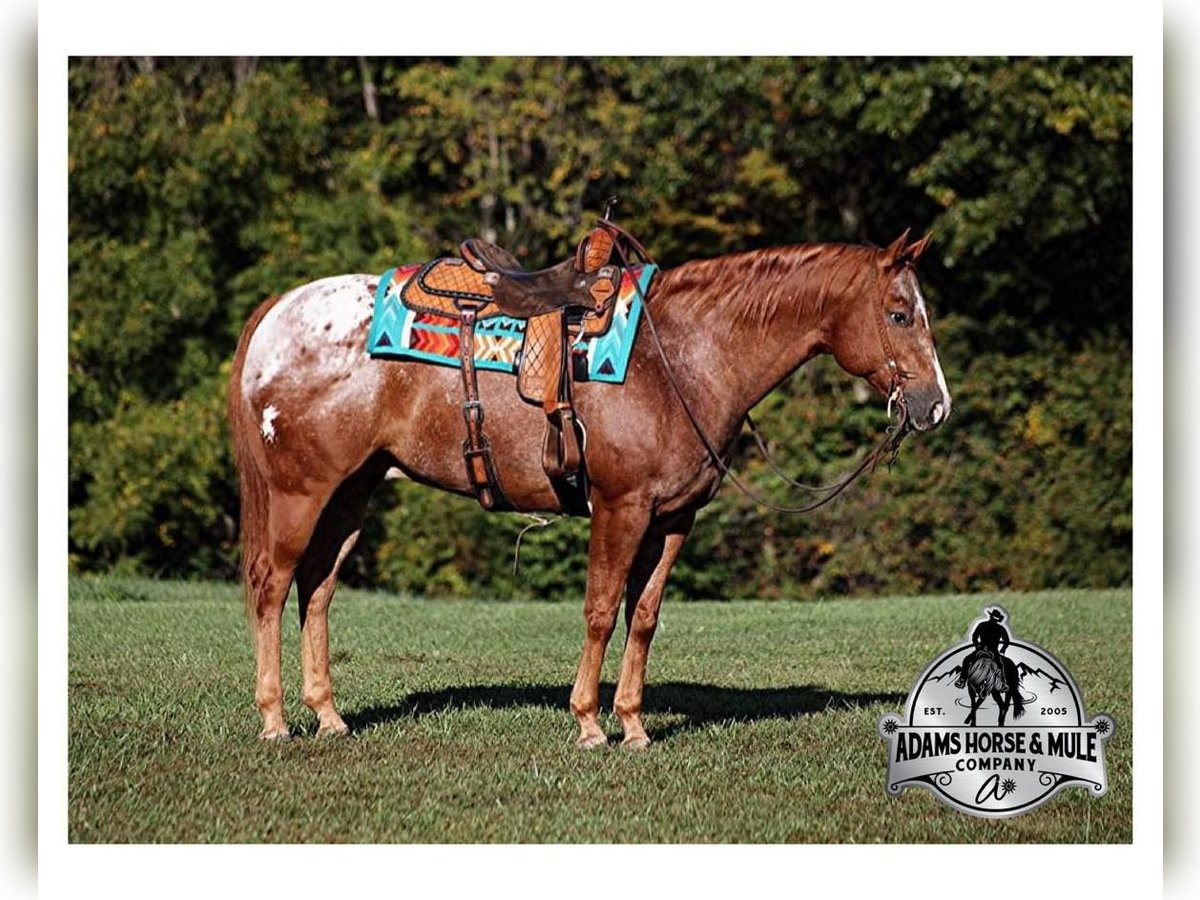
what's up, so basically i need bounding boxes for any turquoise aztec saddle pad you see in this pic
[366,263,656,384]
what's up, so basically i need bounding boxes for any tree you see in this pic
[67,56,1132,596]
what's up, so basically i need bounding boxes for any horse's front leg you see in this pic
[613,512,694,749]
[569,495,652,748]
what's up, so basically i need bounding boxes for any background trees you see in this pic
[67,56,1132,597]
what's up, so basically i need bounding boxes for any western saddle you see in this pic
[398,220,638,515]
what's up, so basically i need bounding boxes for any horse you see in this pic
[227,228,952,748]
[961,650,1024,727]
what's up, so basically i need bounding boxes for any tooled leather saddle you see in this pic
[399,220,635,514]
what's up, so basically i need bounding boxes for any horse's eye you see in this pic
[890,311,910,327]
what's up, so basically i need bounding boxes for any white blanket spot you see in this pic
[261,405,280,443]
[243,275,375,397]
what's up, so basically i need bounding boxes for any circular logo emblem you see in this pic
[877,606,1115,818]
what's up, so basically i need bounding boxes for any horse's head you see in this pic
[824,230,951,432]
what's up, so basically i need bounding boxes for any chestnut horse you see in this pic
[228,230,951,748]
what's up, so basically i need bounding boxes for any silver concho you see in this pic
[877,605,1116,818]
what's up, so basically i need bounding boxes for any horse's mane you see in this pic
[651,242,882,328]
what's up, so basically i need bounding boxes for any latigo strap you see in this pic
[456,303,511,511]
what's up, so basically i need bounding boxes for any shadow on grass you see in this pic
[343,682,906,742]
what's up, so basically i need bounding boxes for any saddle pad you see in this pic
[367,263,656,384]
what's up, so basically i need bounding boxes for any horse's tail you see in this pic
[227,296,283,626]
[1010,670,1026,718]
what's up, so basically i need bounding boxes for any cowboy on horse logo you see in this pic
[955,608,1025,725]
[877,606,1115,818]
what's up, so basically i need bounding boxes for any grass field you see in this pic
[67,577,1132,843]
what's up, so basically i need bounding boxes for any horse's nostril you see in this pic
[930,401,944,425]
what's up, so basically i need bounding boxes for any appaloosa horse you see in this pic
[228,229,951,748]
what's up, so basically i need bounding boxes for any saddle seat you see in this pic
[460,228,620,319]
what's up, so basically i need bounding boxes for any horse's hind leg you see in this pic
[994,690,1009,727]
[613,512,694,749]
[251,491,326,740]
[294,460,383,736]
[964,692,979,726]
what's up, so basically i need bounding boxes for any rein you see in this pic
[602,219,911,514]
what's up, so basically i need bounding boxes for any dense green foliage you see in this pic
[68,57,1132,597]
[69,576,1131,842]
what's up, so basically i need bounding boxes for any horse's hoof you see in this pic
[259,727,292,742]
[576,733,608,750]
[316,722,350,738]
[622,735,651,751]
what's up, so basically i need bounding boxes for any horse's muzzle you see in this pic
[905,384,950,432]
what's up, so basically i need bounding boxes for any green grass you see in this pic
[68,576,1132,843]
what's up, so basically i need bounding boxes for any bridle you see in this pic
[601,216,912,514]
[871,263,918,426]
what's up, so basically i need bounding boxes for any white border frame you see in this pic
[35,2,1165,898]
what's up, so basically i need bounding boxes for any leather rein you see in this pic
[601,219,912,515]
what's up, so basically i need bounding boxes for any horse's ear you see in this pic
[904,231,933,264]
[881,229,911,268]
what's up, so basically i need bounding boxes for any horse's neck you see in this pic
[648,252,832,449]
